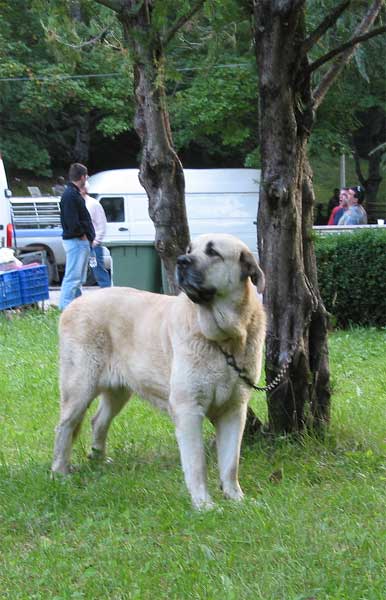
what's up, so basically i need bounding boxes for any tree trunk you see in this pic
[73,113,90,164]
[120,4,190,293]
[354,149,383,221]
[365,152,383,220]
[253,2,330,433]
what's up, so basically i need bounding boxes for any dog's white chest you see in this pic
[192,361,242,414]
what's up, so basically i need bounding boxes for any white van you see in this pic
[88,168,261,254]
[1,165,260,282]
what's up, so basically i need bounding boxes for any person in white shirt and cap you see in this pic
[80,184,111,287]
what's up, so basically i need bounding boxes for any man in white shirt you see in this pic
[81,186,111,287]
[338,186,367,226]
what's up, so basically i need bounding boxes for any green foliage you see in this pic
[0,0,134,174]
[0,311,386,598]
[315,229,386,327]
[308,1,386,160]
[244,145,261,168]
[0,134,52,176]
[166,1,258,165]
[0,0,385,174]
[170,64,258,159]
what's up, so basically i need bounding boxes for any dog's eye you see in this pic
[186,244,192,254]
[205,243,222,259]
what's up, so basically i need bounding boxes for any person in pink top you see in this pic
[327,188,349,225]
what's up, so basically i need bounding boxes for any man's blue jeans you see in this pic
[90,245,111,288]
[59,238,90,310]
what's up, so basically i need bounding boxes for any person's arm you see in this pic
[327,207,336,225]
[338,211,349,225]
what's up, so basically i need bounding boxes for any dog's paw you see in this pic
[88,448,114,467]
[88,447,105,461]
[192,496,215,511]
[222,484,244,502]
[50,466,71,479]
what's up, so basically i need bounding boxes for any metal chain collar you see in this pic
[217,344,296,393]
[217,275,319,393]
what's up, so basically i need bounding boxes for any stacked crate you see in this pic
[0,265,49,310]
[0,270,22,310]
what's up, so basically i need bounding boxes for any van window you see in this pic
[100,196,125,223]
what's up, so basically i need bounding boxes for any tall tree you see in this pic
[251,0,385,432]
[94,0,205,291]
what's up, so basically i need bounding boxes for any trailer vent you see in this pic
[10,201,61,229]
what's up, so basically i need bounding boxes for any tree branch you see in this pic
[369,141,386,156]
[163,0,206,47]
[271,0,306,15]
[93,0,125,13]
[55,28,110,50]
[302,0,351,55]
[312,0,385,111]
[308,25,386,74]
[353,148,366,188]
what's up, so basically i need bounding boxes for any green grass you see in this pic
[0,309,385,599]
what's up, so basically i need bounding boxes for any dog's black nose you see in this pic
[177,255,192,268]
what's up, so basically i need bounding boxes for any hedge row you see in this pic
[314,229,386,328]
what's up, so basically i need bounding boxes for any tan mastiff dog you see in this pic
[52,233,266,509]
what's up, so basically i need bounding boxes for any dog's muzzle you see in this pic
[176,254,216,304]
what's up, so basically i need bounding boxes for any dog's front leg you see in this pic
[172,405,213,510]
[214,402,248,501]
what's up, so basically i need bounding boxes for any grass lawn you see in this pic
[0,309,385,599]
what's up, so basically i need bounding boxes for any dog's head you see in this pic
[176,234,265,304]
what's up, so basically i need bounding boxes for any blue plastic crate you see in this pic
[0,269,23,310]
[19,265,49,304]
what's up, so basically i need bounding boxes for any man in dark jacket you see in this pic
[59,163,95,310]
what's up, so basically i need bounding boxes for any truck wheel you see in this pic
[45,260,56,286]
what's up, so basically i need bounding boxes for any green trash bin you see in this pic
[106,241,162,292]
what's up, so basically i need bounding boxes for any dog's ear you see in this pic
[240,251,265,293]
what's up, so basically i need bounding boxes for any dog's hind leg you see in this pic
[214,403,248,501]
[52,380,97,475]
[90,387,131,460]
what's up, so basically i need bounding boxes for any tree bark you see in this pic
[119,3,190,293]
[94,0,192,292]
[249,0,385,433]
[73,113,90,164]
[354,149,383,221]
[252,1,331,433]
[365,152,383,213]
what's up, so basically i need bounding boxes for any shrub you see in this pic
[315,229,386,328]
